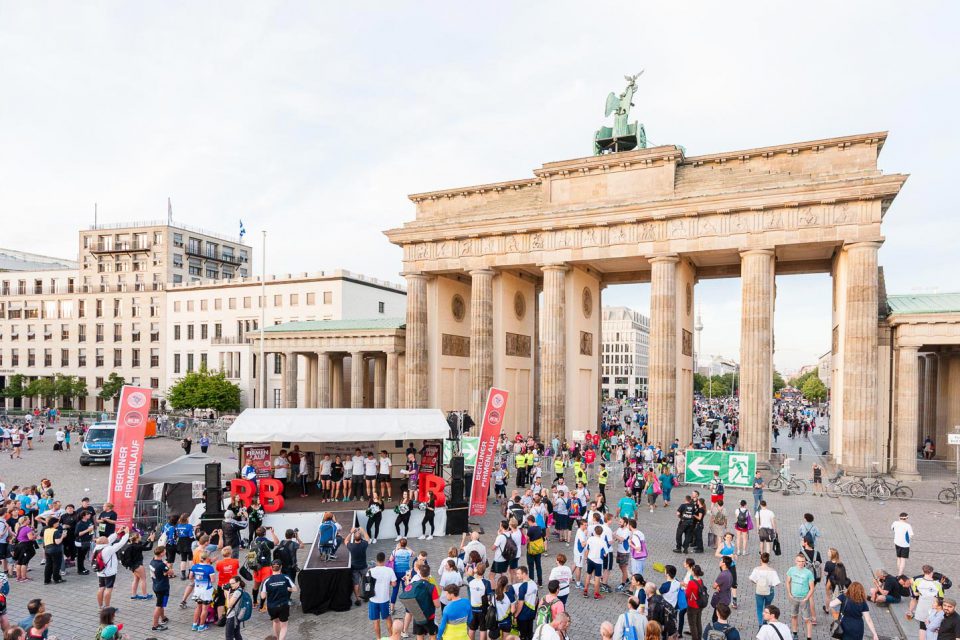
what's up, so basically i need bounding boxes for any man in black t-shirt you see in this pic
[673,496,696,553]
[869,569,913,604]
[149,547,174,631]
[74,510,96,575]
[345,528,370,606]
[97,504,117,537]
[259,561,299,640]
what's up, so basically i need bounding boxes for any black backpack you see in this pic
[735,509,748,530]
[695,578,709,609]
[273,541,295,569]
[501,535,518,563]
[256,541,273,568]
[360,570,376,600]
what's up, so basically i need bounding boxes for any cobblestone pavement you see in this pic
[1,431,949,640]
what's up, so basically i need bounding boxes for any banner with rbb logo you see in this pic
[108,386,152,528]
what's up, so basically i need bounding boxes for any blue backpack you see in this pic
[318,522,337,545]
[235,589,253,623]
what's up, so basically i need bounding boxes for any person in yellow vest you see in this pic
[524,450,534,476]
[572,456,584,484]
[515,448,527,487]
[553,455,565,481]
[598,462,609,500]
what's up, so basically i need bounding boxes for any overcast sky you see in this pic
[1,2,957,374]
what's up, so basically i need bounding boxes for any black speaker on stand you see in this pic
[446,456,469,534]
[200,462,225,534]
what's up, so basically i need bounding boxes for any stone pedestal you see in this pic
[540,264,568,443]
[469,269,495,422]
[404,273,429,408]
[895,345,921,478]
[317,352,331,408]
[648,255,679,445]
[739,249,775,458]
[840,241,881,472]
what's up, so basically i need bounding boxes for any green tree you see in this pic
[26,377,57,404]
[773,370,786,395]
[789,369,817,390]
[801,375,828,402]
[98,373,127,409]
[166,366,242,413]
[0,374,28,399]
[54,374,87,408]
[693,373,708,395]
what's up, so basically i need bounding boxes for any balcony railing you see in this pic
[90,241,151,254]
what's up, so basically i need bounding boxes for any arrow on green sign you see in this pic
[687,456,720,477]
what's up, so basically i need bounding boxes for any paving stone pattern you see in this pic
[0,433,934,640]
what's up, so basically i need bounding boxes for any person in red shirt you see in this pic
[213,547,240,625]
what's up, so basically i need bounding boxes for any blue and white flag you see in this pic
[239,220,246,239]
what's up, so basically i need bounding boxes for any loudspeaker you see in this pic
[450,456,465,480]
[204,488,223,512]
[446,507,469,535]
[451,479,465,504]
[205,463,222,489]
[199,513,224,535]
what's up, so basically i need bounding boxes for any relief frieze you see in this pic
[441,334,470,358]
[505,332,532,358]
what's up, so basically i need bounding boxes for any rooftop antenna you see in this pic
[167,197,173,225]
[94,203,98,228]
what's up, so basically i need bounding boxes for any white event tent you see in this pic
[226,408,449,443]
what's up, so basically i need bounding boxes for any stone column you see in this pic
[648,255,679,445]
[282,352,298,408]
[923,354,938,445]
[540,264,568,443]
[351,351,366,408]
[386,351,399,409]
[936,352,950,458]
[739,249,775,457]
[895,345,921,478]
[840,241,882,472]
[304,354,316,408]
[373,356,386,408]
[317,352,331,408]
[469,269,495,422]
[404,273,429,408]
[331,356,344,408]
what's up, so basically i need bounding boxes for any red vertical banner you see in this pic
[108,386,152,528]
[468,387,509,516]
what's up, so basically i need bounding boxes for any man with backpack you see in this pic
[511,566,539,640]
[399,563,440,640]
[757,605,793,640]
[247,526,279,609]
[535,579,566,630]
[674,496,697,554]
[702,603,741,640]
[274,529,302,583]
[798,514,820,549]
[612,596,648,640]
[93,526,129,610]
[645,582,678,640]
[533,611,571,640]
[491,520,518,585]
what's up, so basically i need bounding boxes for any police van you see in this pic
[79,421,117,466]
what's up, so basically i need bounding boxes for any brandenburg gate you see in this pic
[385,131,906,472]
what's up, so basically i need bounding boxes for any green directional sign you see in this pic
[443,438,479,466]
[684,450,756,488]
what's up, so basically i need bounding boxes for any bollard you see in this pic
[799,447,803,461]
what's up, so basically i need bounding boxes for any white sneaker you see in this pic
[395,536,402,541]
[426,535,433,540]
[370,538,377,544]
[418,535,426,540]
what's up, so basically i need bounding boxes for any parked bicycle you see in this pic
[768,471,808,495]
[938,480,960,505]
[825,470,867,498]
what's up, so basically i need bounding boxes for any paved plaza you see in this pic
[2,431,956,640]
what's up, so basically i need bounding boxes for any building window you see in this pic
[96,324,104,342]
[150,348,159,367]
[27,349,35,366]
[131,349,140,367]
[214,323,222,338]
[113,324,122,342]
[323,291,332,304]
[95,300,103,318]
[131,323,141,342]
[187,324,194,340]
[10,349,18,366]
[274,354,282,374]
[173,233,183,248]
[378,301,385,314]
[113,299,121,317]
[173,353,181,374]
[150,323,160,342]
[205,268,218,278]
[61,349,69,367]
[174,301,181,312]
[201,324,208,339]
[244,297,252,309]
[289,294,298,306]
[113,349,122,367]
[228,298,236,310]
[214,299,222,310]
[78,325,86,342]
[200,353,207,368]
[187,301,194,312]
[174,325,181,340]
[186,353,194,372]
[200,299,208,311]
[77,349,85,367]
[44,349,52,367]
[188,238,201,254]
[95,349,104,367]
[273,388,281,408]
[306,292,316,305]
[150,378,159,389]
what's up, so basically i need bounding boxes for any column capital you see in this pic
[648,254,680,265]
[469,268,496,277]
[843,240,884,252]
[538,263,570,273]
[402,271,431,281]
[898,344,920,355]
[738,248,775,258]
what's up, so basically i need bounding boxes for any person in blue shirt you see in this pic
[659,468,676,507]
[174,514,195,580]
[437,582,472,639]
[189,552,217,632]
[617,491,638,520]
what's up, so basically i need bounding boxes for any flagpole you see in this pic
[259,230,267,408]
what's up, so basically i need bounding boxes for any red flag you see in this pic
[108,386,151,528]
[468,388,509,517]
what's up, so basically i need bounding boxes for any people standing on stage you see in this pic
[394,490,412,540]
[378,451,394,502]
[420,491,436,541]
[351,448,366,501]
[365,451,379,501]
[331,455,345,502]
[318,453,333,502]
[400,452,419,498]
[366,492,384,544]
